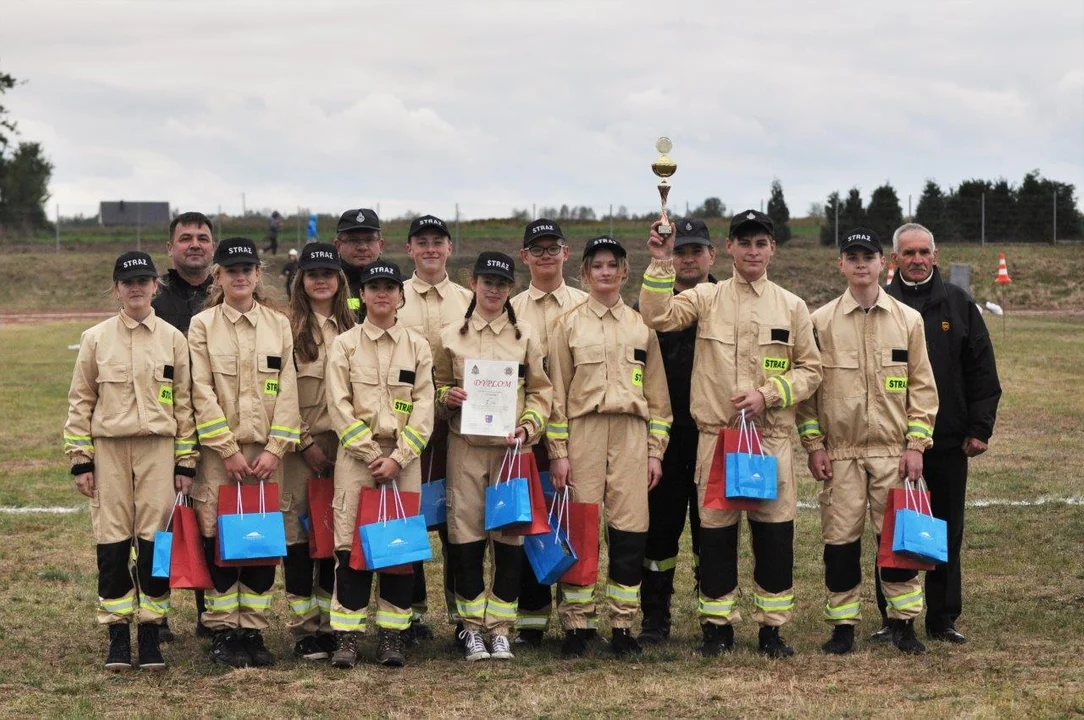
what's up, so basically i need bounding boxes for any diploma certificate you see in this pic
[460,358,519,438]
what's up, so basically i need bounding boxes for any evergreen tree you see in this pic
[766,179,792,244]
[865,183,903,244]
[985,178,1016,242]
[947,179,990,243]
[840,187,866,234]
[914,180,953,241]
[820,191,841,246]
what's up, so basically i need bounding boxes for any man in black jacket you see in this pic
[637,218,717,643]
[151,210,215,641]
[876,222,1002,644]
[334,208,384,315]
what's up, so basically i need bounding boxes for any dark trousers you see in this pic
[644,424,701,573]
[876,447,968,631]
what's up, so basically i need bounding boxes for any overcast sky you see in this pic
[4,0,1082,221]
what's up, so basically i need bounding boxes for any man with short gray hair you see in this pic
[876,222,1002,644]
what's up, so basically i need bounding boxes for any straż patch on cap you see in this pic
[356,210,367,222]
[685,222,693,231]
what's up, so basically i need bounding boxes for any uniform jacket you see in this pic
[510,281,590,359]
[639,260,821,439]
[151,269,213,334]
[434,312,553,448]
[797,288,939,460]
[295,312,343,449]
[63,309,198,470]
[546,296,672,460]
[325,320,435,468]
[188,301,301,459]
[399,272,474,350]
[887,267,1001,447]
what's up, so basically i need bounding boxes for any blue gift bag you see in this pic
[421,478,448,528]
[218,482,288,561]
[724,412,778,500]
[892,480,948,564]
[538,470,555,496]
[485,445,533,531]
[359,483,433,570]
[525,489,578,585]
[151,530,173,578]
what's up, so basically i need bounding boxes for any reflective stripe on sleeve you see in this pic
[906,421,933,439]
[641,274,675,294]
[769,375,794,408]
[196,417,229,440]
[269,425,301,442]
[546,422,569,440]
[339,420,372,448]
[63,435,94,450]
[649,419,671,438]
[174,438,197,456]
[400,425,427,455]
[520,408,545,431]
[797,420,822,438]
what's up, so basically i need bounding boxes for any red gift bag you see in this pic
[349,486,421,574]
[170,501,213,589]
[215,482,283,568]
[503,452,552,537]
[703,428,762,511]
[560,496,600,586]
[877,485,936,571]
[307,476,336,559]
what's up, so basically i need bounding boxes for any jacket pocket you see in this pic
[571,342,605,366]
[296,361,325,409]
[210,354,238,376]
[95,362,132,417]
[822,349,860,399]
[625,346,646,390]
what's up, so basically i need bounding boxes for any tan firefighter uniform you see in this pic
[188,301,301,631]
[510,280,589,632]
[639,259,821,627]
[796,288,938,625]
[64,308,198,625]
[435,312,552,637]
[546,296,673,631]
[324,319,435,633]
[281,311,343,636]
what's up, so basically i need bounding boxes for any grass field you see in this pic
[0,312,1081,718]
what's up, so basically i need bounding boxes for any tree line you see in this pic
[0,70,53,232]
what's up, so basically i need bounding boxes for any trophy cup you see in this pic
[652,136,677,237]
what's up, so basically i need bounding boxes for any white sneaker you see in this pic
[459,629,490,662]
[488,634,515,660]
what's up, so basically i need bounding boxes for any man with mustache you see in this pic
[334,208,386,317]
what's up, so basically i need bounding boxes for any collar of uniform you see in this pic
[527,282,570,304]
[731,266,768,295]
[313,310,338,330]
[469,311,510,334]
[119,308,158,331]
[221,300,261,325]
[362,319,402,342]
[841,287,892,314]
[410,271,453,297]
[586,295,625,318]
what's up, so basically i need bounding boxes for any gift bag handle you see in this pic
[496,438,523,486]
[379,480,407,526]
[903,476,933,517]
[736,409,766,457]
[164,491,185,531]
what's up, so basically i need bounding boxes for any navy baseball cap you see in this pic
[728,209,774,238]
[408,214,450,239]
[297,243,341,272]
[113,251,158,281]
[213,237,259,266]
[583,235,627,260]
[359,260,404,286]
[473,251,516,282]
[839,227,883,255]
[336,208,381,234]
[523,219,565,247]
[674,218,712,248]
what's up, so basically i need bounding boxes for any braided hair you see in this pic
[459,296,477,335]
[505,299,522,340]
[459,292,521,339]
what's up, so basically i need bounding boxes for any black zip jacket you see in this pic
[887,266,1001,447]
[151,269,213,334]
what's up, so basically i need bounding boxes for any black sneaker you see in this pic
[105,624,132,671]
[928,627,967,644]
[452,622,468,651]
[822,625,855,655]
[408,618,434,642]
[515,628,545,646]
[210,630,250,669]
[331,632,361,669]
[561,630,589,658]
[137,624,166,670]
[870,623,892,643]
[697,623,734,657]
[294,634,331,661]
[758,626,796,658]
[242,629,275,667]
[611,628,642,658]
[158,618,175,644]
[314,631,338,656]
[377,628,407,667]
[890,619,927,655]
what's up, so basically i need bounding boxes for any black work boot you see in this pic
[210,630,250,669]
[611,628,643,658]
[137,623,166,670]
[241,629,275,667]
[637,569,673,645]
[561,629,589,658]
[105,623,132,671]
[697,623,734,657]
[407,618,434,642]
[870,621,892,643]
[377,628,407,667]
[158,617,175,643]
[758,625,795,658]
[331,631,360,669]
[515,628,545,646]
[822,624,855,655]
[890,619,927,655]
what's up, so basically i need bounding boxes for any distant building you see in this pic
[99,201,171,226]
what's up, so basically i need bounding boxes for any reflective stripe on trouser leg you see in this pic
[331,550,370,632]
[329,600,367,633]
[698,590,741,627]
[286,592,321,635]
[238,582,273,630]
[515,611,550,630]
[824,588,862,625]
[374,596,412,631]
[455,593,487,632]
[557,584,597,631]
[605,582,641,630]
[137,593,171,625]
[202,583,240,631]
[883,577,924,620]
[751,584,795,628]
[484,595,518,636]
[316,588,333,633]
[98,589,137,625]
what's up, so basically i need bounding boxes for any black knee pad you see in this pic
[377,570,413,610]
[96,539,134,599]
[316,557,335,595]
[824,541,862,592]
[490,541,523,602]
[334,550,372,611]
[697,525,739,598]
[241,564,276,594]
[203,537,239,593]
[283,543,314,596]
[411,559,428,602]
[607,529,647,587]
[748,520,794,593]
[880,566,919,584]
[135,537,169,598]
[450,540,486,600]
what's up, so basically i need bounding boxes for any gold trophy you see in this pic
[652,136,677,237]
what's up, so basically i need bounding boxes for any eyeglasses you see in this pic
[338,236,380,246]
[527,244,565,257]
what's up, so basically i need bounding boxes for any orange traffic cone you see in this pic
[995,252,1012,284]
[886,262,896,285]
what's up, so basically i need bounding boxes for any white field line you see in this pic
[2,496,1081,515]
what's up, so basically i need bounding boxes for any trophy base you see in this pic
[658,222,672,237]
